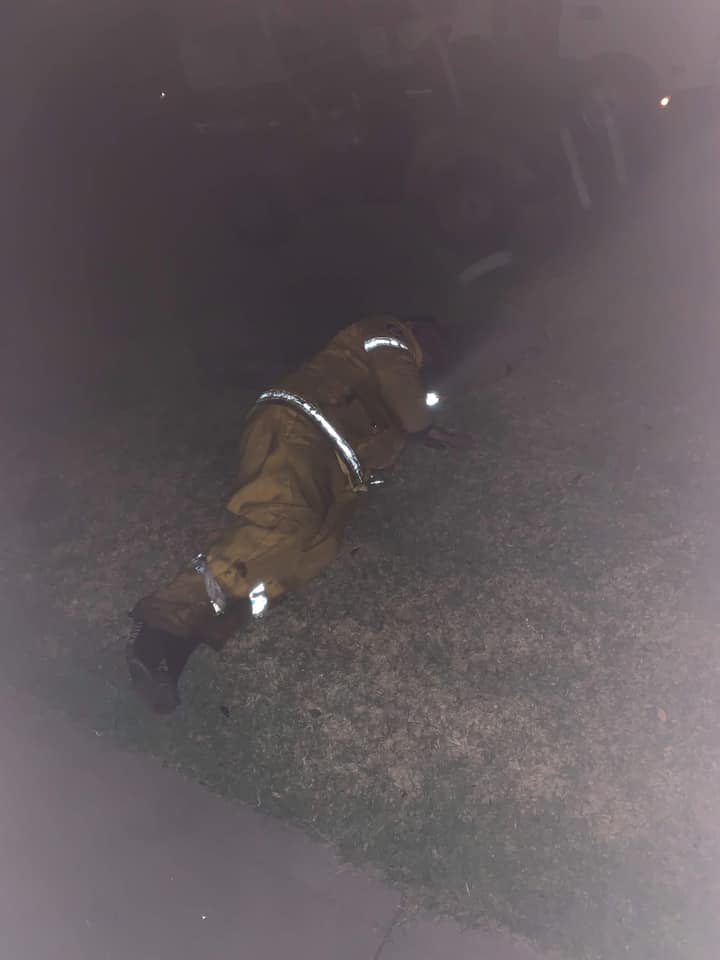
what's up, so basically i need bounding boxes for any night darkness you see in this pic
[3,4,720,959]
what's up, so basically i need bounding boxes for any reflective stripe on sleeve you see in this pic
[255,389,365,489]
[363,336,410,353]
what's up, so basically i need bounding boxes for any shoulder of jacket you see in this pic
[356,314,401,334]
[353,316,422,365]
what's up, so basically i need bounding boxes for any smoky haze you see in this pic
[3,3,720,959]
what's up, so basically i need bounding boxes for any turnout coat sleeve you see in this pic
[354,316,431,435]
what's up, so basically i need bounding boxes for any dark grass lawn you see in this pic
[4,144,720,959]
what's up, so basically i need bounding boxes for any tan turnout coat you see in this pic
[132,316,431,643]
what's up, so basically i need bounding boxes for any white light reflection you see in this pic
[256,389,365,488]
[249,583,269,618]
[659,95,671,109]
[426,391,440,408]
[363,336,410,353]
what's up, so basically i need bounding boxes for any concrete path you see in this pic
[0,688,539,960]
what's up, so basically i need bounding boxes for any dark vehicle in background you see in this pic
[29,0,718,267]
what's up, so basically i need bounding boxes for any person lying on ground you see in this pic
[127,315,468,713]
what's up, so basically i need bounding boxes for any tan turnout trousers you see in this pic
[132,316,431,644]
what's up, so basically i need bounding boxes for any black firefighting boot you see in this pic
[126,623,201,714]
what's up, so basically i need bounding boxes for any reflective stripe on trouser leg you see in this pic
[190,554,227,615]
[249,582,268,617]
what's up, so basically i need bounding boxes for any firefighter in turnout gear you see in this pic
[128,316,465,713]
